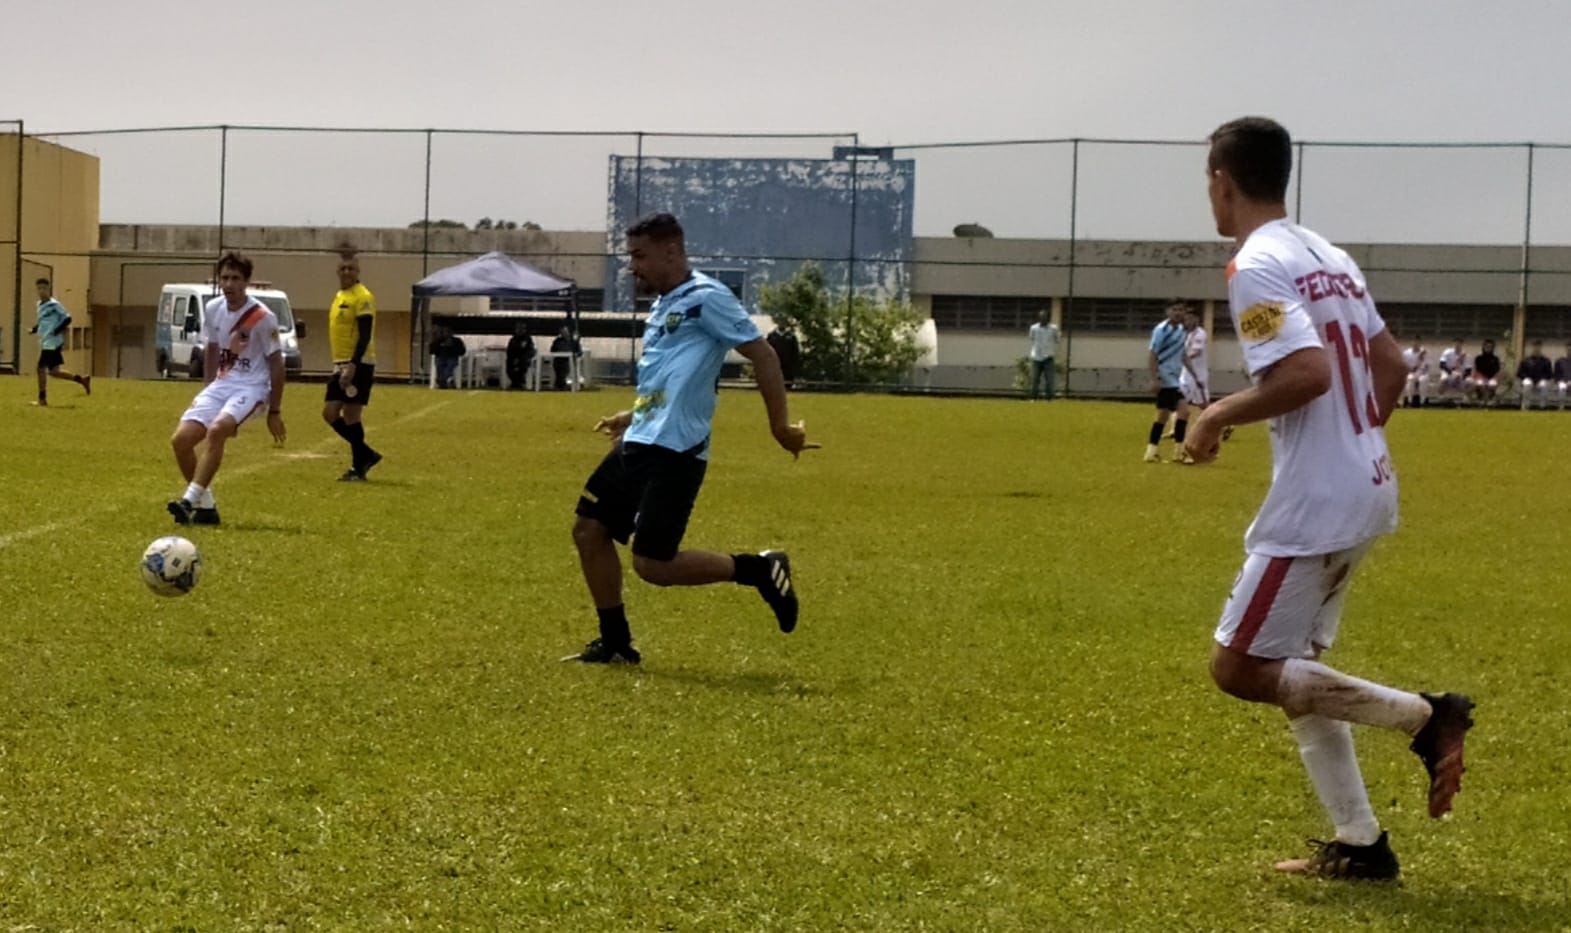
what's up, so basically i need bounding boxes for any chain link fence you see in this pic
[7,124,1571,394]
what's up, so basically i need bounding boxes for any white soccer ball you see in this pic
[141,535,203,597]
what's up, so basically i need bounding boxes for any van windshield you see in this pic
[253,295,296,331]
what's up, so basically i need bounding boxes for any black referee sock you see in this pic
[343,421,369,461]
[732,553,769,588]
[1174,419,1188,444]
[330,417,353,442]
[1148,422,1165,445]
[597,605,632,647]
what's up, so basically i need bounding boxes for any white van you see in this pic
[155,283,304,378]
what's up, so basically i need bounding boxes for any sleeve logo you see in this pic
[1238,302,1285,341]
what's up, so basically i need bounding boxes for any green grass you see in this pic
[1,379,1568,931]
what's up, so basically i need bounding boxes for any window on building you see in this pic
[1377,303,1514,342]
[1524,306,1571,341]
[930,295,1051,331]
[1062,297,1173,335]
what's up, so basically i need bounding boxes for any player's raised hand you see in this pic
[594,410,633,443]
[773,420,820,459]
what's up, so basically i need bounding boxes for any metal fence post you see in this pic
[1063,138,1079,398]
[845,133,860,385]
[217,125,228,258]
[9,120,21,371]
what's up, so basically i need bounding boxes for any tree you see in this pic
[757,263,924,385]
[407,218,467,229]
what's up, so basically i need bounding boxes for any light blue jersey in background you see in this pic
[36,298,70,351]
[1150,319,1185,388]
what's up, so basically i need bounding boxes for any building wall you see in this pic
[0,136,99,374]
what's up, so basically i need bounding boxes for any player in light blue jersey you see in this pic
[29,278,91,406]
[565,213,818,664]
[1144,301,1188,462]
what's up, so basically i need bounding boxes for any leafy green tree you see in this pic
[757,262,924,385]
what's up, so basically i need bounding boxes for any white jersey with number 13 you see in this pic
[1227,219,1397,557]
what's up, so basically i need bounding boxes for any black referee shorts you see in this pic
[576,441,708,561]
[325,362,375,404]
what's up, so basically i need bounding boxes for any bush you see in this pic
[757,263,923,385]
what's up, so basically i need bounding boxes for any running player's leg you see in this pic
[568,445,640,663]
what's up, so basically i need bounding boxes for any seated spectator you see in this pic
[1518,338,1555,410]
[430,327,466,389]
[1471,339,1501,403]
[549,325,579,391]
[1401,335,1430,408]
[1555,341,1571,410]
[505,324,537,390]
[1436,337,1470,400]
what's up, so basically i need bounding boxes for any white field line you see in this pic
[0,397,457,551]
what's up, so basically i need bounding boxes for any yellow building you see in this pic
[0,132,99,375]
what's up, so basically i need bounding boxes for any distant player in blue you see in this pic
[29,278,91,406]
[565,212,818,664]
[1144,301,1188,462]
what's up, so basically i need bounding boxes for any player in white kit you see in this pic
[1183,118,1474,881]
[167,252,287,526]
[1401,336,1430,408]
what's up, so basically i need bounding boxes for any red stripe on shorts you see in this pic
[1230,556,1293,652]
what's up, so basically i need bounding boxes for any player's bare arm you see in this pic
[1367,329,1408,425]
[1186,347,1331,462]
[203,341,220,387]
[594,410,633,442]
[736,338,818,458]
[267,351,287,443]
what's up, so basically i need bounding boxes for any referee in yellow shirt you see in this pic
[322,253,382,481]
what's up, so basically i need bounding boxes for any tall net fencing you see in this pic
[12,124,1571,393]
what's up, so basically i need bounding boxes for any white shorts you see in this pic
[1179,374,1208,407]
[181,379,267,429]
[1213,540,1373,659]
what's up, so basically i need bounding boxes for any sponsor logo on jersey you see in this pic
[1238,302,1285,341]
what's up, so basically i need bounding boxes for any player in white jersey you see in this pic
[1436,338,1469,402]
[1173,307,1226,463]
[1183,117,1473,881]
[166,251,287,526]
[1401,335,1430,408]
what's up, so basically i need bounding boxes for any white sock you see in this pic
[1278,658,1431,734]
[183,482,206,505]
[1290,714,1381,846]
[198,487,216,509]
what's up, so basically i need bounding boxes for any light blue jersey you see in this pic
[1150,319,1185,388]
[624,272,761,458]
[36,298,70,351]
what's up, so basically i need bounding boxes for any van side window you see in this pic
[158,293,174,325]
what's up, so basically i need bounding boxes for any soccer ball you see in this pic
[141,535,203,597]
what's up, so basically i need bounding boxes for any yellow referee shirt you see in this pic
[329,282,377,364]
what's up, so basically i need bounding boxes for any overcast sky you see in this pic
[8,0,1571,242]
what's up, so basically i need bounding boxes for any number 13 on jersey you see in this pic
[1323,321,1381,434]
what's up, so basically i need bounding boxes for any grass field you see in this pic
[1,378,1568,931]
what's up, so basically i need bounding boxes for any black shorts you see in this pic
[576,441,708,561]
[38,348,64,370]
[1156,386,1182,411]
[325,362,375,404]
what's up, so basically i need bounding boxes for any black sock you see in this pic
[597,605,631,646]
[732,553,769,587]
[1173,419,1188,444]
[1148,422,1164,445]
[330,417,352,441]
[344,421,369,460]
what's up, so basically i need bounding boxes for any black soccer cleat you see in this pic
[338,469,367,483]
[758,549,798,633]
[1275,832,1400,881]
[561,637,641,665]
[192,507,221,526]
[1411,692,1475,818]
[167,499,195,526]
[358,449,383,478]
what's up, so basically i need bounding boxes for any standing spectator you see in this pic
[1517,338,1554,410]
[506,324,537,390]
[1471,339,1501,403]
[1436,338,1470,402]
[29,278,91,406]
[766,325,802,390]
[1143,302,1188,462]
[550,325,578,390]
[1401,335,1430,408]
[431,327,466,389]
[1554,341,1571,410]
[1026,310,1059,400]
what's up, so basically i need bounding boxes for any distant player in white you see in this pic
[1436,338,1469,400]
[1401,335,1429,408]
[166,251,287,526]
[1184,117,1474,881]
[1174,307,1225,461]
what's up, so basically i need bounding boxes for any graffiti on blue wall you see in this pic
[606,155,915,313]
